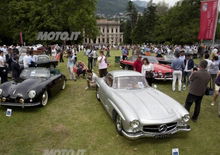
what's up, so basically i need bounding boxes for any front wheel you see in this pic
[96,87,101,101]
[41,91,48,107]
[61,80,66,90]
[115,114,123,136]
[124,65,129,70]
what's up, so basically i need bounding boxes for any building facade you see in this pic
[84,19,123,45]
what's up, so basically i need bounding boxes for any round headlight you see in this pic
[182,114,190,122]
[130,120,140,129]
[0,89,2,95]
[28,90,36,99]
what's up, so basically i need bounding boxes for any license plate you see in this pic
[154,134,170,139]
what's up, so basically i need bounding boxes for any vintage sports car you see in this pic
[120,56,173,80]
[0,67,66,108]
[96,70,190,139]
[19,55,58,68]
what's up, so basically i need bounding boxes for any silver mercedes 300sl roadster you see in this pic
[96,70,190,139]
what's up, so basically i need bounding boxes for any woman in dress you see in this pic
[141,58,154,86]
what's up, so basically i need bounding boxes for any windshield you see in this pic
[164,54,175,61]
[37,55,50,62]
[143,56,158,63]
[114,76,148,89]
[20,68,50,79]
[129,56,158,63]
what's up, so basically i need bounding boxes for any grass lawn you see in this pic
[0,50,219,155]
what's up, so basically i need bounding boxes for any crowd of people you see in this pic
[0,43,220,121]
[130,44,220,121]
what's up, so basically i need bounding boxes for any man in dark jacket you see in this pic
[184,60,211,121]
[198,45,205,60]
[183,54,194,87]
[11,55,21,81]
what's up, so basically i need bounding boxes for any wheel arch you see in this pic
[109,99,125,121]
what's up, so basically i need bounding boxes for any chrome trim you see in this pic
[121,125,191,140]
[154,77,173,80]
[0,102,41,107]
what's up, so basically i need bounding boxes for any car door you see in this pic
[100,74,114,115]
[47,74,61,96]
[56,74,64,90]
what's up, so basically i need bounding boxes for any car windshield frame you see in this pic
[113,76,149,89]
[36,55,50,62]
[20,68,50,79]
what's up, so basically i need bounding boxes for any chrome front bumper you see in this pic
[122,125,191,140]
[154,77,173,80]
[0,102,41,108]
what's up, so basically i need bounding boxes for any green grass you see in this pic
[0,50,219,155]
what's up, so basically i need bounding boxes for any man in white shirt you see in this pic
[23,51,31,68]
[0,50,8,83]
[86,47,94,70]
[98,51,108,77]
[204,53,212,72]
[93,49,98,67]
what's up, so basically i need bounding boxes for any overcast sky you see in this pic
[149,0,180,7]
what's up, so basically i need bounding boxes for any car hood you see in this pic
[153,64,172,73]
[113,88,187,124]
[1,78,45,98]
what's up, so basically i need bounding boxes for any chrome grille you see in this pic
[143,122,177,133]
[165,72,172,77]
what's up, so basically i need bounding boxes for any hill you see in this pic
[96,0,145,16]
[132,0,147,8]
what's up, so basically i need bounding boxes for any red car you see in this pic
[120,56,173,80]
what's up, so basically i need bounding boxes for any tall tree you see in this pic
[132,15,145,44]
[123,1,138,44]
[143,3,157,42]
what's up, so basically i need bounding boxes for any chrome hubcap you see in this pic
[42,91,48,106]
[116,115,122,131]
[96,89,100,99]
[62,81,66,89]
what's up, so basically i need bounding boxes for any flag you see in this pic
[20,32,23,45]
[198,0,219,40]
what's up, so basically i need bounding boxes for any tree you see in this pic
[124,0,204,45]
[166,0,200,44]
[143,3,157,43]
[156,1,169,16]
[0,0,98,45]
[132,15,145,44]
[123,1,138,44]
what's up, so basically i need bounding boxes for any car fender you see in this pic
[108,99,125,121]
